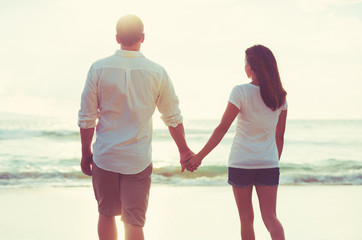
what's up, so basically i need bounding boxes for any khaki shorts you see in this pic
[92,162,152,227]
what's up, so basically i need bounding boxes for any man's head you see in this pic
[116,15,144,50]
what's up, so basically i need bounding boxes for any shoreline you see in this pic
[0,185,361,240]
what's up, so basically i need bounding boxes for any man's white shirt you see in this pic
[78,50,182,174]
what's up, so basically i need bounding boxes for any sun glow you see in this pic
[1,0,362,119]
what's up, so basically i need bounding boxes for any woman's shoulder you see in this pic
[231,83,258,95]
[233,83,258,89]
[229,83,253,101]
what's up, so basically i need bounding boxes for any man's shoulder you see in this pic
[90,54,116,69]
[90,52,167,74]
[142,56,167,73]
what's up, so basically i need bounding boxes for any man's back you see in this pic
[78,50,182,174]
[78,15,192,240]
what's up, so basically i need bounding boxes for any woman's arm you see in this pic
[275,110,287,160]
[188,103,239,168]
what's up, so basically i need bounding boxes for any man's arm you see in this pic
[78,64,99,176]
[155,69,193,171]
[168,123,194,172]
[80,128,95,176]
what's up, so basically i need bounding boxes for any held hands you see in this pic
[179,149,203,172]
[186,154,203,172]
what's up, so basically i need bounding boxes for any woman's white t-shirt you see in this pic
[228,83,287,169]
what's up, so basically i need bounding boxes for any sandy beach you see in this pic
[0,185,361,240]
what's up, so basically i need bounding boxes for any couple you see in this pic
[78,15,287,240]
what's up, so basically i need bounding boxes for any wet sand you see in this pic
[0,185,361,239]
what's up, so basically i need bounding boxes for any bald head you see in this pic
[116,15,144,47]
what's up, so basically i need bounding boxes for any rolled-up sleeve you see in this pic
[157,70,183,127]
[78,65,99,129]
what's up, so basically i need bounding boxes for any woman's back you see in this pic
[228,83,287,169]
[187,44,287,240]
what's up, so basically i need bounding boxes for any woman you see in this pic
[188,45,287,240]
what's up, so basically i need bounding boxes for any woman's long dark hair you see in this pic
[245,45,287,111]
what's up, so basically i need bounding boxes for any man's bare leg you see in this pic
[98,214,117,240]
[124,222,144,240]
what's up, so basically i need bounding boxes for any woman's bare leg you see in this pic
[232,186,255,240]
[255,186,285,240]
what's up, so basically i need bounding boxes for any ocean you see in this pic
[0,113,361,188]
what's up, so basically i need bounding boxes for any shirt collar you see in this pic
[114,50,145,58]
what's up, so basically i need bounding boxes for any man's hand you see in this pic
[168,123,195,172]
[81,152,93,176]
[180,149,194,172]
[80,128,95,176]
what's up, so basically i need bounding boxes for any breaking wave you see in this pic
[1,159,362,187]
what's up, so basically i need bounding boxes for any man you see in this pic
[78,14,193,240]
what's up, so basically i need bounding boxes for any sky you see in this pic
[1,0,362,121]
